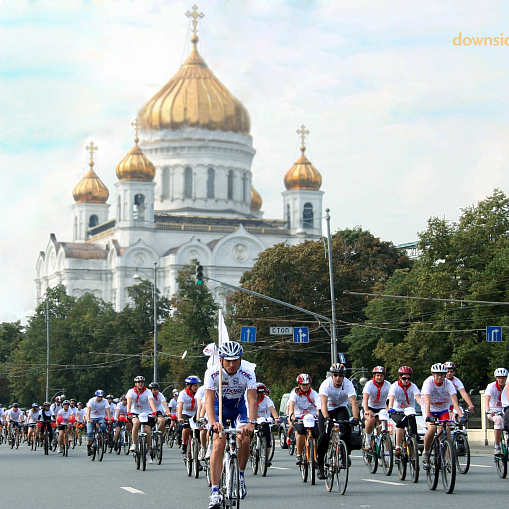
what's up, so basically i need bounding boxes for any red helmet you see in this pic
[296,374,312,384]
[444,361,456,369]
[256,383,267,393]
[372,366,386,374]
[398,366,413,375]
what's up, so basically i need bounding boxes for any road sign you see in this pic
[487,326,502,342]
[270,326,293,335]
[338,353,346,364]
[293,327,309,343]
[240,326,257,343]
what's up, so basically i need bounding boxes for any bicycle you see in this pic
[450,410,470,474]
[324,418,351,495]
[391,407,420,483]
[183,424,201,478]
[152,426,164,466]
[120,419,132,455]
[76,422,85,446]
[424,417,456,494]
[9,422,21,449]
[250,418,269,477]
[296,414,318,484]
[165,416,178,447]
[363,409,393,476]
[132,412,149,471]
[218,422,242,509]
[90,420,106,462]
[492,412,508,479]
[105,418,115,453]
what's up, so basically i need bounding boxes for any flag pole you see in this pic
[218,310,223,438]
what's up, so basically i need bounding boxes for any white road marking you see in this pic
[470,464,492,468]
[362,479,405,486]
[270,466,290,470]
[121,487,145,494]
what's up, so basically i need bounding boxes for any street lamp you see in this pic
[325,208,338,366]
[133,261,158,383]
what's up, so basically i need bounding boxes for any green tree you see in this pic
[0,321,24,402]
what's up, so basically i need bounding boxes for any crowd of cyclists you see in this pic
[1,342,508,506]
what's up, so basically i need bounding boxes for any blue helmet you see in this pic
[185,375,201,385]
[95,389,105,397]
[218,341,243,360]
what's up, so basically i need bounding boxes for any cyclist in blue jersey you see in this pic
[204,342,257,509]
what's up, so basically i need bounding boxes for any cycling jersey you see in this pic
[363,379,391,410]
[253,395,275,419]
[421,376,456,412]
[6,408,23,422]
[115,402,128,418]
[57,408,73,424]
[152,392,167,413]
[108,402,116,419]
[26,409,41,424]
[289,388,320,417]
[86,397,110,419]
[319,376,356,410]
[126,387,154,414]
[388,381,420,411]
[447,376,465,394]
[50,403,62,416]
[75,408,86,422]
[485,381,508,412]
[178,388,198,417]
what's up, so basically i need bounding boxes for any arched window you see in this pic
[303,202,314,228]
[184,167,193,198]
[134,194,146,221]
[117,196,121,221]
[207,168,215,198]
[227,170,234,200]
[89,215,98,228]
[286,204,291,228]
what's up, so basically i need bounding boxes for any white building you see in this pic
[35,12,325,310]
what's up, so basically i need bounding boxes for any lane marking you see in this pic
[121,487,145,494]
[270,466,290,470]
[470,464,492,468]
[362,479,405,486]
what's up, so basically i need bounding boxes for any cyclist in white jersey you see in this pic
[57,400,74,453]
[204,342,257,509]
[421,363,463,464]
[85,390,112,456]
[149,382,171,432]
[114,395,130,446]
[485,368,508,456]
[50,397,63,417]
[388,366,422,456]
[444,361,475,414]
[178,376,201,455]
[126,375,157,463]
[106,394,116,424]
[6,403,23,437]
[26,403,41,445]
[363,366,391,450]
[69,399,78,415]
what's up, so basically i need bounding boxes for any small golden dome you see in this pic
[250,186,262,211]
[116,136,155,182]
[284,146,322,191]
[139,36,250,135]
[73,162,109,203]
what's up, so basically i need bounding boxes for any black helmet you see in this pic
[149,382,159,389]
[12,403,19,408]
[329,363,345,374]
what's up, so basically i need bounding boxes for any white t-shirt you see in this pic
[86,397,110,419]
[363,379,391,410]
[108,402,116,419]
[289,388,320,417]
[319,377,356,411]
[485,381,507,412]
[27,409,41,424]
[50,403,62,416]
[421,376,457,413]
[254,395,275,420]
[57,407,73,424]
[152,392,167,413]
[447,376,465,394]
[115,402,128,418]
[169,398,178,414]
[69,406,78,415]
[196,386,205,401]
[389,381,421,411]
[75,408,86,422]
[126,387,154,414]
[178,389,198,417]
[7,408,23,422]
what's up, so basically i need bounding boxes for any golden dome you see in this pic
[284,146,322,191]
[116,135,155,182]
[250,186,262,211]
[73,162,109,203]
[139,35,250,135]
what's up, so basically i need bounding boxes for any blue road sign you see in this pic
[241,326,257,343]
[338,353,346,364]
[487,326,502,342]
[293,327,309,343]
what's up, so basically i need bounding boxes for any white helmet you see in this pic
[218,341,243,360]
[431,363,448,373]
[494,368,509,377]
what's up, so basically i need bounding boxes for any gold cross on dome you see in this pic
[85,141,98,162]
[186,5,204,36]
[131,118,141,139]
[297,125,310,147]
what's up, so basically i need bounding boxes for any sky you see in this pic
[2,0,509,322]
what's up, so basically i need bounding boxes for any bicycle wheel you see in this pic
[336,440,349,495]
[90,437,97,461]
[495,453,507,479]
[186,439,193,476]
[15,429,20,449]
[289,436,295,456]
[397,440,407,480]
[44,432,49,455]
[260,437,269,477]
[168,427,176,448]
[381,434,393,476]
[156,433,163,465]
[205,459,212,487]
[108,430,114,453]
[310,439,316,485]
[140,436,147,471]
[135,442,141,470]
[78,427,83,446]
[454,432,470,474]
[250,438,259,475]
[230,456,240,509]
[193,437,200,478]
[408,436,419,483]
[279,428,288,450]
[71,428,76,449]
[367,437,378,474]
[300,457,309,482]
[64,436,69,457]
[441,438,456,494]
[325,442,335,492]
[426,441,439,490]
[97,433,105,461]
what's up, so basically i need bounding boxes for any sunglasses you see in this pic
[400,377,411,381]
[332,374,344,378]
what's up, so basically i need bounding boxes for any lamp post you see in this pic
[133,261,158,383]
[325,208,338,366]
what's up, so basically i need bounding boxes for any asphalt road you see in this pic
[2,439,508,508]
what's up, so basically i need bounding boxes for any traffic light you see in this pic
[196,265,204,285]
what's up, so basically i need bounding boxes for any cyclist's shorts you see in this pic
[214,399,248,426]
[430,409,450,421]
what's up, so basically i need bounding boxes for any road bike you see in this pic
[296,414,318,484]
[152,426,164,465]
[450,410,470,474]
[324,418,350,495]
[491,412,509,479]
[183,424,201,478]
[363,410,393,476]
[132,413,149,471]
[165,417,178,447]
[90,420,106,462]
[425,417,456,494]
[9,423,21,449]
[250,418,270,477]
[392,408,420,483]
[219,422,242,509]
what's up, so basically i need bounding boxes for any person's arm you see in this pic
[269,405,278,421]
[363,392,372,418]
[349,395,359,419]
[458,388,475,413]
[388,395,395,410]
[415,393,422,407]
[320,394,329,419]
[106,404,111,420]
[85,406,91,422]
[450,394,463,418]
[162,400,170,416]
[205,388,221,432]
[177,401,184,421]
[149,396,157,414]
[484,393,491,414]
[424,394,431,419]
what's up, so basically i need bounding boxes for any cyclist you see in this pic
[317,363,359,479]
[38,402,54,443]
[6,403,24,438]
[288,374,320,466]
[204,341,257,509]
[169,389,179,415]
[85,390,112,456]
[421,363,463,465]
[69,398,77,414]
[196,384,209,460]
[126,375,158,463]
[388,366,422,456]
[114,395,130,447]
[26,403,41,445]
[252,382,279,466]
[177,376,201,455]
[149,382,171,433]
[484,367,508,457]
[50,397,62,416]
[363,366,391,451]
[444,361,475,414]
[57,400,74,453]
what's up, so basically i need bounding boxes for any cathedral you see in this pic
[35,7,325,311]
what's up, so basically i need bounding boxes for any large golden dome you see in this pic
[250,186,262,211]
[116,133,155,182]
[284,146,322,191]
[139,35,250,135]
[73,161,109,203]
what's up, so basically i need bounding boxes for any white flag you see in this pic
[218,309,230,346]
